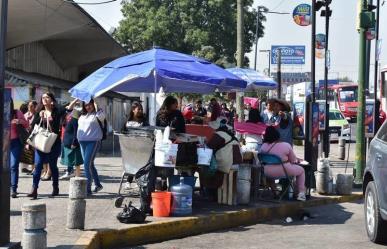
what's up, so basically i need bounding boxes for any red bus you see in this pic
[317,83,358,120]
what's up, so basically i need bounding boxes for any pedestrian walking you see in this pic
[77,99,105,195]
[10,98,29,198]
[28,92,69,199]
[60,107,83,180]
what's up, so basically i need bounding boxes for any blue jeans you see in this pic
[32,140,61,189]
[10,138,22,192]
[80,141,102,193]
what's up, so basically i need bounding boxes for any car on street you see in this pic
[363,121,387,243]
[328,109,350,141]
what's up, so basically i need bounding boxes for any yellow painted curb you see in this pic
[72,231,99,249]
[78,193,363,249]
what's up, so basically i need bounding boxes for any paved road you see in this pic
[133,201,387,249]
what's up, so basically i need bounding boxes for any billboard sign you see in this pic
[293,4,312,26]
[271,45,306,65]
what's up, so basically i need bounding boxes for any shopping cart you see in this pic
[114,127,157,207]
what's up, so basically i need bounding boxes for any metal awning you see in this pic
[7,0,126,70]
[5,68,131,100]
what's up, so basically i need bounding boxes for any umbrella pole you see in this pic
[153,70,157,125]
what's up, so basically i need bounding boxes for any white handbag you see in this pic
[27,118,58,153]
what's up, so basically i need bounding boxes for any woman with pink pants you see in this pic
[260,126,306,201]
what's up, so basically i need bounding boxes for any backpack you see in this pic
[97,118,108,140]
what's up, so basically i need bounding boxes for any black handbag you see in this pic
[116,201,146,224]
[176,142,198,166]
[16,124,30,145]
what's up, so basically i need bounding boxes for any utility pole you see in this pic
[304,0,317,180]
[355,0,375,184]
[277,49,282,98]
[259,50,271,76]
[0,0,9,246]
[374,0,380,133]
[322,1,332,158]
[236,0,244,121]
[254,8,289,71]
[254,7,261,71]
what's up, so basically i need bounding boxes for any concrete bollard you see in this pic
[66,177,87,229]
[22,203,47,249]
[338,138,346,160]
[316,158,330,194]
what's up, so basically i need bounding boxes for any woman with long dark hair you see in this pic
[77,99,105,195]
[156,96,185,133]
[28,92,71,199]
[123,102,148,130]
[10,98,29,198]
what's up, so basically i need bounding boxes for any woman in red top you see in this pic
[10,98,29,198]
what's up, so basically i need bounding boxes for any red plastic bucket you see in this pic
[151,191,171,217]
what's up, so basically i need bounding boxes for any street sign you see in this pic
[293,3,312,26]
[271,45,305,65]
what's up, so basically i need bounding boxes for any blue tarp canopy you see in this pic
[69,48,247,102]
[226,67,277,91]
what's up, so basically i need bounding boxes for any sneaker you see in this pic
[93,185,103,193]
[297,192,306,202]
[11,191,17,198]
[59,172,75,180]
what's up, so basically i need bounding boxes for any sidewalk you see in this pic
[10,143,360,249]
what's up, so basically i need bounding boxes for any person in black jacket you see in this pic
[27,93,76,199]
[156,96,186,133]
[60,108,83,180]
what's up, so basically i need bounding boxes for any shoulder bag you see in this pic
[27,117,58,153]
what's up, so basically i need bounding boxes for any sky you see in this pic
[81,0,387,86]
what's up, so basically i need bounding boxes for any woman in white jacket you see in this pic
[77,99,105,195]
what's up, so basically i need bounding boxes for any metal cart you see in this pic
[114,127,158,207]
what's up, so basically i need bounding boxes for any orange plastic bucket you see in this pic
[151,191,171,217]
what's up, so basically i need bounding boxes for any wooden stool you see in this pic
[217,169,238,205]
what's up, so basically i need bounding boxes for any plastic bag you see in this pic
[116,201,146,224]
[197,147,213,166]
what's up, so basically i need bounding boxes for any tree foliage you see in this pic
[115,0,266,67]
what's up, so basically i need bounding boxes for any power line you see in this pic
[62,0,119,5]
[271,0,287,11]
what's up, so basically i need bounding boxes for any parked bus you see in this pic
[320,84,358,120]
